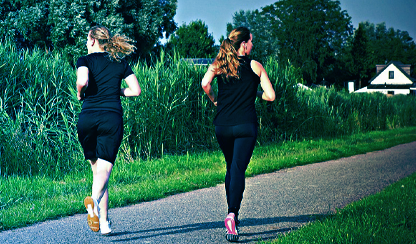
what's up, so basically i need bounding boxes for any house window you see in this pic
[388,91,394,95]
[389,71,394,79]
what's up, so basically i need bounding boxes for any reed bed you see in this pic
[0,41,83,177]
[1,40,416,178]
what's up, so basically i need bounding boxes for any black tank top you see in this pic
[76,52,134,115]
[213,56,260,126]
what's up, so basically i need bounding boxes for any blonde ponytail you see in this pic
[89,26,136,62]
[105,34,136,61]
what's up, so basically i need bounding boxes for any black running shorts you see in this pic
[77,110,123,164]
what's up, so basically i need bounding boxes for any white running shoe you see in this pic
[100,219,112,235]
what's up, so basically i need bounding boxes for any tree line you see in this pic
[1,0,415,87]
[166,0,416,87]
[226,0,416,87]
[0,0,177,64]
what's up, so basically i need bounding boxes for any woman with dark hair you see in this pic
[201,27,275,242]
[76,25,141,235]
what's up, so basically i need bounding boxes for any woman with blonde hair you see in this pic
[76,25,141,235]
[201,26,275,242]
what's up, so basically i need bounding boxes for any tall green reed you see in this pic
[255,58,304,143]
[122,51,217,160]
[255,56,416,141]
[0,40,83,177]
[1,40,416,178]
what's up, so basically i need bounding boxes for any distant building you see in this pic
[181,58,215,66]
[354,61,416,95]
[295,83,312,90]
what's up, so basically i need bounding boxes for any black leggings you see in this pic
[215,123,258,215]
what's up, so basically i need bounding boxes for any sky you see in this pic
[173,0,416,44]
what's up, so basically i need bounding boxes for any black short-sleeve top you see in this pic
[76,52,134,115]
[213,56,260,126]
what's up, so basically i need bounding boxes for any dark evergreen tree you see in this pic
[359,21,416,78]
[351,23,372,88]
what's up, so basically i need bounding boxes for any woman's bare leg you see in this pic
[90,158,113,221]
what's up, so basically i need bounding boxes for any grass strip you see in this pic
[1,127,416,231]
[261,171,416,243]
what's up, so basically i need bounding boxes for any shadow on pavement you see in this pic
[110,214,325,242]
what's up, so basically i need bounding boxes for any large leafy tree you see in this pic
[262,0,352,84]
[0,0,177,63]
[227,9,277,63]
[167,20,216,58]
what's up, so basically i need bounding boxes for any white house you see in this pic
[354,61,416,95]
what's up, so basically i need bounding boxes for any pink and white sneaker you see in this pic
[224,213,239,242]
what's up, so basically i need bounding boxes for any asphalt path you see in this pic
[1,142,416,243]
